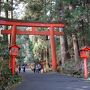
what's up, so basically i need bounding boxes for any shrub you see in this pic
[58,59,83,77]
[0,62,21,90]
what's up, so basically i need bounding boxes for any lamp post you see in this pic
[9,44,20,76]
[80,46,90,79]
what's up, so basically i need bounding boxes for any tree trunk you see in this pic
[45,47,49,72]
[64,34,71,59]
[0,0,1,17]
[4,0,8,44]
[72,33,80,62]
[11,0,13,19]
[59,28,66,67]
[2,0,9,60]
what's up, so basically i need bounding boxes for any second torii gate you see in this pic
[0,17,64,72]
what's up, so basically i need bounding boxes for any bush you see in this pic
[58,59,83,78]
[0,62,21,90]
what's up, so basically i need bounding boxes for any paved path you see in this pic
[12,71,90,90]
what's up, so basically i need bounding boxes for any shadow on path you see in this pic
[11,71,90,90]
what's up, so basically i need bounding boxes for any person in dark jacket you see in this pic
[18,65,21,73]
[23,64,26,72]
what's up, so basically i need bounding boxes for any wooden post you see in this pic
[84,58,88,79]
[11,56,15,76]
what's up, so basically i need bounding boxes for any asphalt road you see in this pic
[12,71,90,90]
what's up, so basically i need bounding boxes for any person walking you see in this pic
[38,63,41,73]
[35,64,39,73]
[35,63,41,73]
[23,65,26,72]
[33,63,36,73]
[18,65,21,73]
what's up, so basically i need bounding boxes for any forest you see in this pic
[0,0,90,89]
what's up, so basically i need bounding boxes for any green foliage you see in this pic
[24,0,44,21]
[16,35,34,64]
[63,0,78,4]
[61,59,83,77]
[63,0,90,47]
[0,36,9,59]
[33,36,47,60]
[29,40,33,51]
[1,2,13,11]
[0,63,21,90]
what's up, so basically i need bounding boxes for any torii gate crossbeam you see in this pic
[0,17,65,73]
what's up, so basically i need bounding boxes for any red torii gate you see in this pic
[0,17,64,73]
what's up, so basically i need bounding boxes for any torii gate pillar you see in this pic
[50,26,57,71]
[10,25,17,76]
